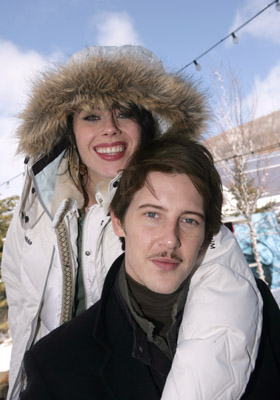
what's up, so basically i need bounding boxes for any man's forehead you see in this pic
[130,171,203,209]
[137,171,179,200]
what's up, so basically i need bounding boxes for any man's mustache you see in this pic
[148,251,183,263]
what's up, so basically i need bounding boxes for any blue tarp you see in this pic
[233,211,280,289]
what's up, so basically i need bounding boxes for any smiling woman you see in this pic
[72,108,142,206]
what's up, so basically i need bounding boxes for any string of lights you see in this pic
[214,142,280,164]
[0,172,25,188]
[0,0,279,191]
[177,0,280,73]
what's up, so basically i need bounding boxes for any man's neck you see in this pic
[126,274,182,337]
[117,261,189,360]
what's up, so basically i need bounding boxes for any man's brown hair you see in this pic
[110,132,223,244]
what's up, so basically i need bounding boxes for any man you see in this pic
[20,133,280,399]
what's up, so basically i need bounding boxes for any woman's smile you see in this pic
[94,141,127,160]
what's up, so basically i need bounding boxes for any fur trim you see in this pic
[17,46,209,157]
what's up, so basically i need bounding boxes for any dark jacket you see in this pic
[20,255,280,400]
[241,278,280,399]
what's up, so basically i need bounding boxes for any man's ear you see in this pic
[110,211,125,238]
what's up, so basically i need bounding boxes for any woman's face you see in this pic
[73,108,141,184]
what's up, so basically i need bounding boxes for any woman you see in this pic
[2,45,262,400]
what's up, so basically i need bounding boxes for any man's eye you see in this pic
[182,218,198,226]
[146,212,158,219]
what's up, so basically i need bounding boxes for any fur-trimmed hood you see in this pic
[17,45,208,158]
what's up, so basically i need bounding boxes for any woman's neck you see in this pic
[84,176,112,211]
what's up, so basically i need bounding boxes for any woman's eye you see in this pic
[116,110,132,119]
[145,212,159,219]
[83,114,100,121]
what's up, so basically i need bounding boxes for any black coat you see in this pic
[241,278,280,399]
[20,255,280,400]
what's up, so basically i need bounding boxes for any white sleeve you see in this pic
[1,202,25,337]
[161,225,263,400]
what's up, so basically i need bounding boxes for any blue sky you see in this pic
[0,0,280,198]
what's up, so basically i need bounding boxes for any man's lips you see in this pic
[94,142,127,160]
[151,257,181,271]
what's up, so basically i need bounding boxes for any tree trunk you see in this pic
[247,218,267,283]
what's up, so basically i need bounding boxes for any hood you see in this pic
[17,45,209,158]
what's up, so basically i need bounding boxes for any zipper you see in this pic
[54,199,75,325]
[80,208,93,311]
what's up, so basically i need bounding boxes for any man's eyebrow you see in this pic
[138,204,164,210]
[181,211,205,220]
[138,204,205,220]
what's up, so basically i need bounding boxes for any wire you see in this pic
[177,0,279,73]
[0,172,25,188]
[214,143,280,163]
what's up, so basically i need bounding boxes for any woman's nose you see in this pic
[102,114,121,136]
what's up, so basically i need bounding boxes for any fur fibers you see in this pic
[17,48,209,157]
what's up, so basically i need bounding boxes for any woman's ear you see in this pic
[110,211,126,238]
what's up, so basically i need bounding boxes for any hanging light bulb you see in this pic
[194,60,202,71]
[276,0,280,11]
[231,32,239,44]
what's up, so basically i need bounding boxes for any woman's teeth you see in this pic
[95,145,125,154]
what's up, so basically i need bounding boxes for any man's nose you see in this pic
[102,114,121,136]
[159,222,181,249]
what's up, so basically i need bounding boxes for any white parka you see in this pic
[3,145,124,399]
[2,45,263,399]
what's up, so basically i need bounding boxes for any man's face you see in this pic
[111,171,205,294]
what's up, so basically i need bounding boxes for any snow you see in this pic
[0,338,12,372]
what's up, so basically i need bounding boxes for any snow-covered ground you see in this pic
[0,337,12,373]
